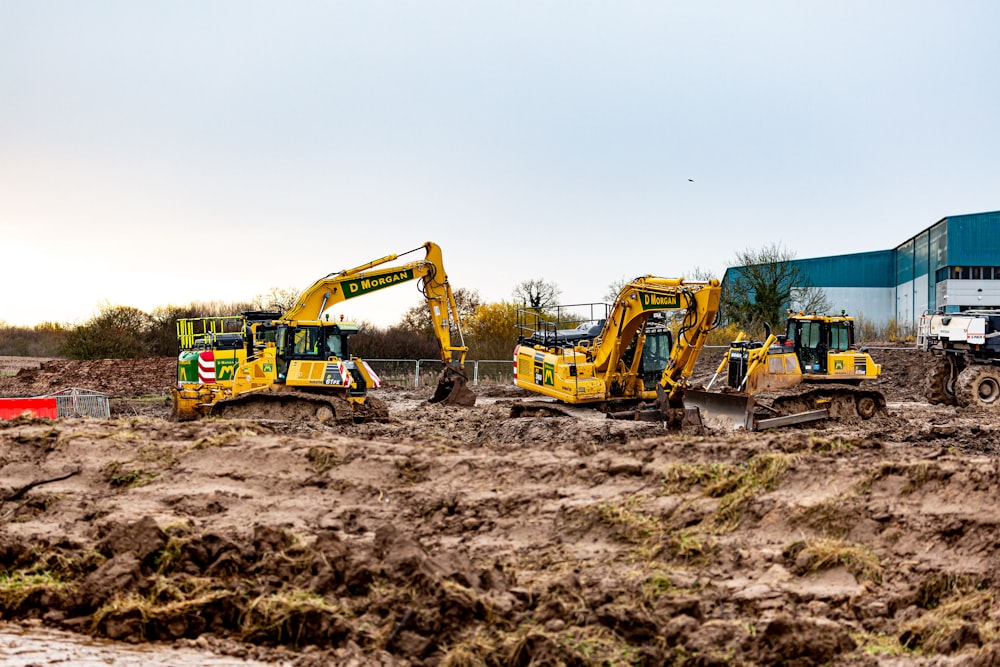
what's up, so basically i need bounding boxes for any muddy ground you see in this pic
[3,347,1000,666]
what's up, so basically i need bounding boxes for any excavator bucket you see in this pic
[428,366,477,406]
[685,389,756,430]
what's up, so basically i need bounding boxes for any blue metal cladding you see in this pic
[944,211,1000,266]
[896,241,914,284]
[929,221,947,271]
[914,231,929,277]
[792,250,895,287]
[722,251,895,289]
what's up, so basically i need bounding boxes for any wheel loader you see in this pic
[686,312,885,430]
[171,242,476,423]
[512,277,722,427]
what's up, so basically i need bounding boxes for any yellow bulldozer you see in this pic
[687,311,884,429]
[171,241,475,423]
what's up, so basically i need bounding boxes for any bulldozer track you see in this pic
[762,383,887,421]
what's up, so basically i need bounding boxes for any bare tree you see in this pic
[252,287,300,313]
[685,266,719,282]
[603,276,638,302]
[513,279,561,311]
[722,243,830,334]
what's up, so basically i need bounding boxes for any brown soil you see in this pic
[3,346,1000,666]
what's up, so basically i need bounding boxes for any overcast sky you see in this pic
[2,1,998,327]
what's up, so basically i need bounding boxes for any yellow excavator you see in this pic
[512,277,722,427]
[687,311,884,430]
[172,242,475,422]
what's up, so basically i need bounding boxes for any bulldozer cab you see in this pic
[786,315,856,376]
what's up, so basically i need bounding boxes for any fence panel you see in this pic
[365,359,513,388]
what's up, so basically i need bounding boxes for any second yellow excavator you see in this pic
[172,242,475,423]
[512,277,722,426]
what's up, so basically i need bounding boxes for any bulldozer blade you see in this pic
[685,389,756,430]
[428,372,477,407]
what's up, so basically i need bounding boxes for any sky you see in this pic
[2,1,998,328]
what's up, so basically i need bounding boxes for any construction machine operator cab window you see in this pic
[293,328,322,357]
[829,322,853,351]
[326,332,345,359]
[794,320,826,373]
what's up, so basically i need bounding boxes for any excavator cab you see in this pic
[640,328,673,390]
[274,322,359,384]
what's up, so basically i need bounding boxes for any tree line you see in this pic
[2,243,878,361]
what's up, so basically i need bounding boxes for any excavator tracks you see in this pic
[209,390,389,424]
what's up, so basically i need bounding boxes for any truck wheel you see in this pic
[925,357,960,405]
[957,366,1000,408]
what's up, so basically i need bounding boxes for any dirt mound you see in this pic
[2,384,1000,665]
[3,349,999,664]
[0,357,176,398]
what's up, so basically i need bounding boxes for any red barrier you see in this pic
[0,397,59,420]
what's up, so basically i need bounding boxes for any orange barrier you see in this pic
[0,397,59,419]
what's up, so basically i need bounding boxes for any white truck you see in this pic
[918,310,1000,407]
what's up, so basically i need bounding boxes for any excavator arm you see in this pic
[275,241,474,405]
[586,277,721,396]
[657,282,724,398]
[280,242,468,369]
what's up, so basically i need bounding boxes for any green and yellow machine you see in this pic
[171,242,475,423]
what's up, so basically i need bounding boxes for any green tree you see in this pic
[61,303,153,359]
[722,243,830,335]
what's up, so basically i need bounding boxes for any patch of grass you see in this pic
[808,435,860,453]
[192,427,258,450]
[594,495,664,546]
[498,624,648,667]
[660,461,735,493]
[0,570,71,611]
[240,589,351,645]
[93,585,233,638]
[153,534,191,574]
[900,590,994,653]
[853,630,911,657]
[306,446,340,474]
[796,538,883,584]
[102,461,157,488]
[660,453,795,531]
[705,453,794,531]
[794,496,856,539]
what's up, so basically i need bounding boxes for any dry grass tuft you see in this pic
[799,538,883,584]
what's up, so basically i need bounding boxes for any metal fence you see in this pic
[49,388,111,419]
[365,359,513,388]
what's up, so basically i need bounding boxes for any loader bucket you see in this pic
[428,367,477,406]
[685,389,756,430]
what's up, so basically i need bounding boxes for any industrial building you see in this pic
[722,210,1000,329]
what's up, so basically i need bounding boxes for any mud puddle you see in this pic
[0,622,284,666]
